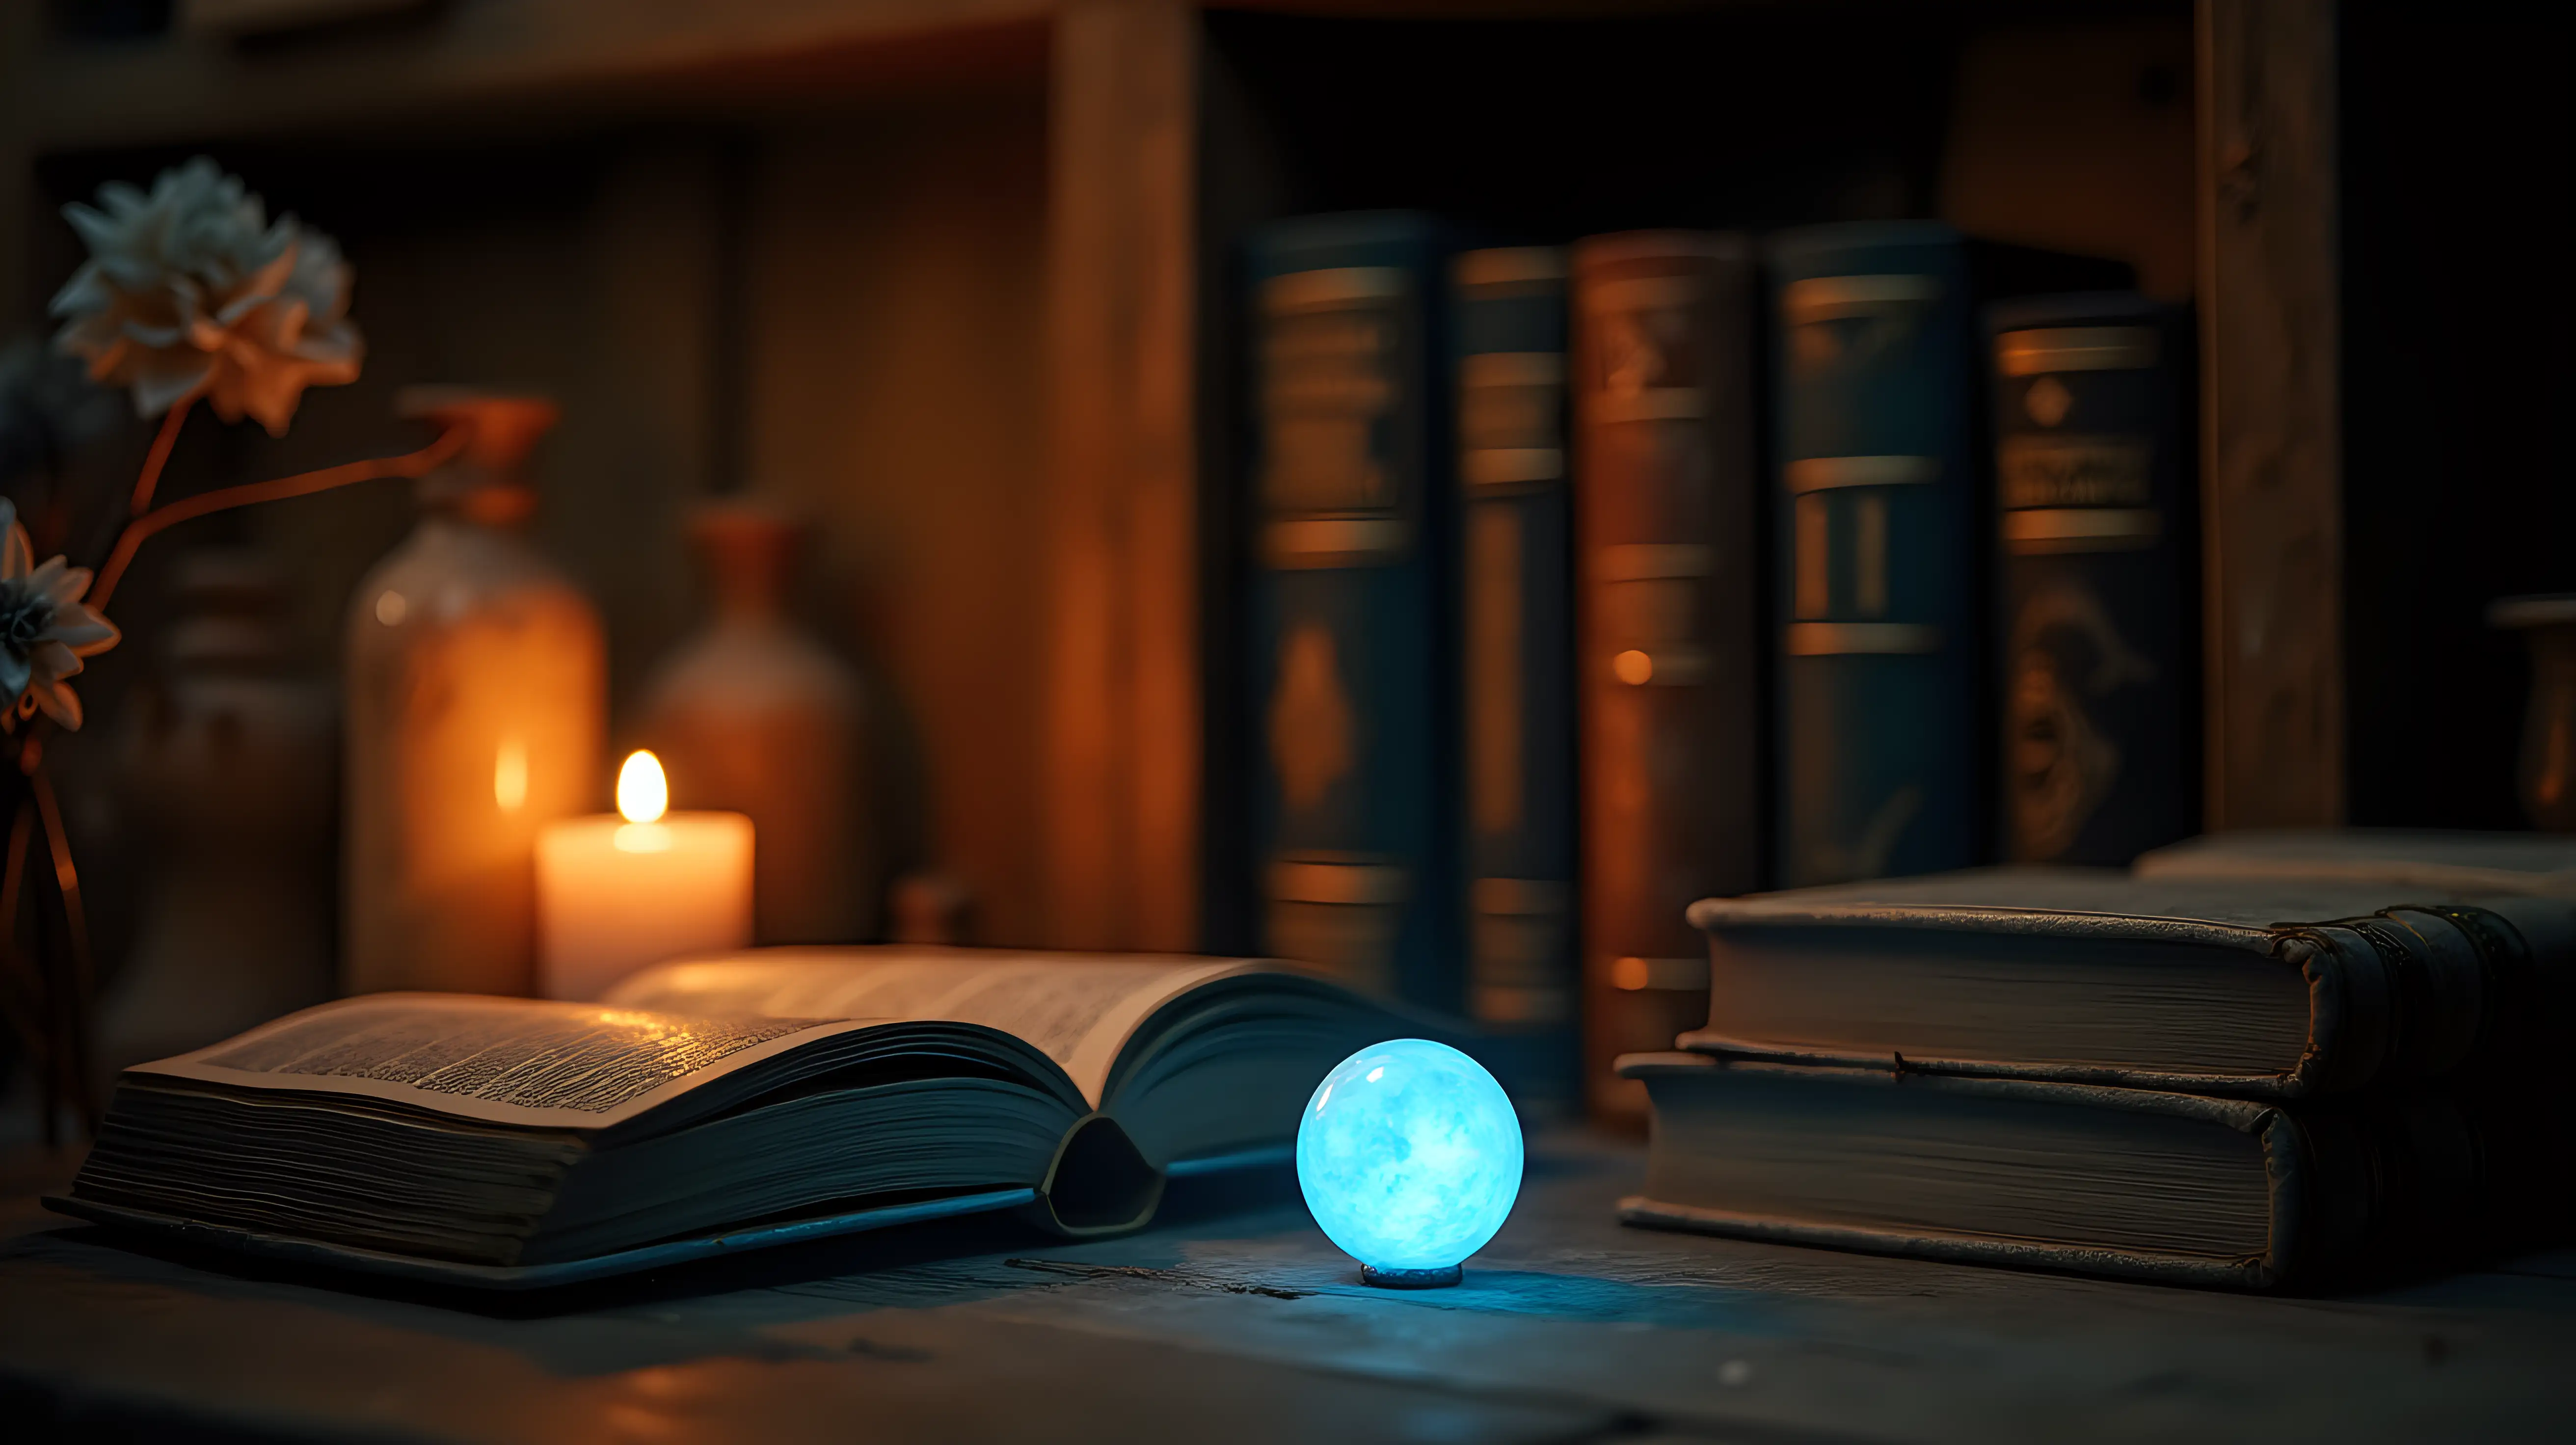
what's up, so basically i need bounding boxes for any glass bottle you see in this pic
[637,501,878,942]
[343,389,604,994]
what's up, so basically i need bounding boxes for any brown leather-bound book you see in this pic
[1572,233,1762,1126]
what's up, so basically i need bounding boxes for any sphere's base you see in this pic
[1360,1263,1462,1289]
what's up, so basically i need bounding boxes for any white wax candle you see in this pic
[536,752,753,1000]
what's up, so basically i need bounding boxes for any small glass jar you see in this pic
[342,389,604,994]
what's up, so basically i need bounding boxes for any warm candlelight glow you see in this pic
[617,750,669,824]
[493,736,528,811]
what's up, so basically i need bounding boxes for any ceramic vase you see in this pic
[343,389,605,994]
[638,501,878,943]
[99,549,335,1068]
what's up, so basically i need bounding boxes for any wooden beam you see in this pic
[1043,0,1201,951]
[2198,0,2344,829]
[26,0,1051,150]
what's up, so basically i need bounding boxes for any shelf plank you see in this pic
[1042,0,1202,952]
[2198,0,2345,828]
[27,0,1054,151]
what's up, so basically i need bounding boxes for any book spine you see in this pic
[1452,248,1578,1049]
[1572,232,1761,1125]
[1987,296,2195,864]
[1247,214,1459,1012]
[1769,223,1983,887]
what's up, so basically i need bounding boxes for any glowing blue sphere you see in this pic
[1296,1039,1524,1275]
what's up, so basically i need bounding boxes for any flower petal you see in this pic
[79,339,133,385]
[0,647,29,701]
[0,522,29,583]
[32,678,83,731]
[295,317,363,369]
[235,243,298,309]
[49,262,112,318]
[132,353,213,419]
[36,562,90,607]
[30,640,80,685]
[48,605,119,657]
[61,201,124,255]
[98,253,168,293]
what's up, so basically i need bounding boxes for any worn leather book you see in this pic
[1570,232,1761,1127]
[2136,830,2576,1232]
[53,950,1402,1287]
[1769,223,2131,889]
[1246,212,1460,1013]
[1617,1052,2517,1289]
[1452,246,1577,1046]
[1987,293,2195,865]
[1681,868,2572,1099]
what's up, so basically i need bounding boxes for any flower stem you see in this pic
[129,394,196,517]
[89,422,468,615]
[0,799,40,1144]
[27,764,97,1133]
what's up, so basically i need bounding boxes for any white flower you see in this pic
[47,157,362,436]
[0,498,119,731]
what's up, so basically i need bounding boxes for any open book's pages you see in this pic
[601,948,1408,1171]
[1682,867,2560,1098]
[59,951,1406,1282]
[2137,829,2576,897]
[1615,1053,2519,1290]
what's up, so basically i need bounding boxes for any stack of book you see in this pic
[1235,212,2177,1123]
[1615,832,2576,1288]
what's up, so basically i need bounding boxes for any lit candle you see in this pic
[536,751,753,1000]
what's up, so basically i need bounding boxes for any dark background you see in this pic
[2339,0,2576,828]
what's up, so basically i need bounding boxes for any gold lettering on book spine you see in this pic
[1268,624,1355,814]
[1998,435,2153,508]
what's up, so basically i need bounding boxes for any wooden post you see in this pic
[2198,0,2344,829]
[1043,0,1201,950]
[0,4,35,325]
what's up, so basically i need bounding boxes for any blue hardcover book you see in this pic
[1247,213,1458,1011]
[1986,294,2195,863]
[1769,222,2127,887]
[1452,247,1576,1046]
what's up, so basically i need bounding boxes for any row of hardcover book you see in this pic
[1241,213,2192,1116]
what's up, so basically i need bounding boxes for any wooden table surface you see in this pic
[4,1131,2573,1444]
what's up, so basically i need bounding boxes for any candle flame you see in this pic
[617,750,669,824]
[494,737,528,812]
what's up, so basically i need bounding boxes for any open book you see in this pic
[54,949,1408,1287]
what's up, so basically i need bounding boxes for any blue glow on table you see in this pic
[1295,1039,1524,1274]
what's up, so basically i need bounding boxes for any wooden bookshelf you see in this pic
[0,0,2356,953]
